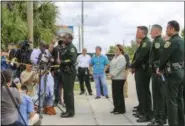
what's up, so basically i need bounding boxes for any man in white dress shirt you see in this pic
[77,48,92,95]
[30,41,46,65]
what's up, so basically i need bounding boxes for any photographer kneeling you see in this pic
[1,70,23,126]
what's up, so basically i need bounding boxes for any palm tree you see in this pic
[1,1,58,48]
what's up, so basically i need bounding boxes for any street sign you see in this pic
[55,25,74,36]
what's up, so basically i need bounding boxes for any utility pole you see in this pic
[123,40,125,46]
[81,1,84,51]
[27,1,33,48]
[78,25,81,52]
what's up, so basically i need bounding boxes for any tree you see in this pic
[107,46,116,53]
[1,1,58,49]
[107,40,137,61]
[33,2,58,47]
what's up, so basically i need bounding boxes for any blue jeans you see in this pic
[93,73,108,97]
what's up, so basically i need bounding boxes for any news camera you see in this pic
[38,49,54,70]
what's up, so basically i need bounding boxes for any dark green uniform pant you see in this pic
[152,73,166,120]
[165,69,185,126]
[184,83,185,114]
[62,71,76,115]
[183,77,185,114]
[135,67,152,116]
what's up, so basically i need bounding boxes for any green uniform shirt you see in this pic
[149,35,165,68]
[131,36,152,69]
[60,42,77,67]
[159,34,184,71]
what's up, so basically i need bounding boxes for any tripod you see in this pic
[34,64,64,119]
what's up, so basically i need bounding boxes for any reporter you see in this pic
[109,44,127,114]
[20,62,39,100]
[1,70,23,126]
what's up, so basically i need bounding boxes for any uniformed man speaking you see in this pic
[59,33,77,118]
[157,20,184,126]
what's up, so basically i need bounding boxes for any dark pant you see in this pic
[135,67,152,116]
[152,73,166,121]
[2,121,24,126]
[54,70,63,104]
[78,67,92,94]
[184,82,185,114]
[112,80,126,113]
[62,70,76,115]
[165,69,185,126]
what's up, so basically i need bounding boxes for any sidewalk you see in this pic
[42,73,149,125]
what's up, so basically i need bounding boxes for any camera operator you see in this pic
[52,35,65,106]
[1,69,23,126]
[16,40,32,78]
[59,33,77,118]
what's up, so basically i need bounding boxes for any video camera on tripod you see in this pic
[15,40,32,78]
[38,49,54,70]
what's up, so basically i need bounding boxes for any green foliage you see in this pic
[1,2,28,49]
[107,40,137,61]
[33,2,58,47]
[107,46,116,53]
[1,1,58,48]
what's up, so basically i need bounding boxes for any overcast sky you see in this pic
[55,2,184,53]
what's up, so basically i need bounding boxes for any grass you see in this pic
[74,82,80,91]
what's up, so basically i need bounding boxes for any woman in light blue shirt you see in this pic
[90,46,109,99]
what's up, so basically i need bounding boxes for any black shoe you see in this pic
[133,114,141,118]
[105,96,109,99]
[60,112,67,116]
[133,113,143,118]
[137,116,152,123]
[133,109,138,112]
[60,112,74,118]
[110,110,116,113]
[133,106,138,109]
[110,109,117,113]
[147,118,158,126]
[113,111,125,115]
[79,92,84,95]
[95,96,101,99]
[89,93,93,95]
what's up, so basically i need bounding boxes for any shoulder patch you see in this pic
[70,48,75,53]
[155,43,160,49]
[142,43,147,48]
[164,41,171,48]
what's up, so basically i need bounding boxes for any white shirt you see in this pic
[30,48,41,65]
[77,54,91,68]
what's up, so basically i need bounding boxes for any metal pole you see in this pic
[79,25,81,52]
[27,1,33,48]
[81,1,84,50]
